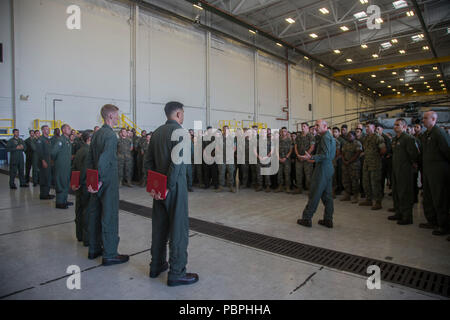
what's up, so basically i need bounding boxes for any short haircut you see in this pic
[355,128,362,132]
[366,121,375,127]
[396,118,407,126]
[207,126,212,130]
[341,124,348,129]
[61,124,70,131]
[41,125,48,131]
[34,130,40,134]
[29,130,34,134]
[281,126,287,130]
[82,130,93,143]
[348,130,356,137]
[13,129,19,133]
[301,122,309,127]
[164,101,183,118]
[375,123,384,129]
[100,104,119,120]
[332,127,340,132]
[415,123,422,127]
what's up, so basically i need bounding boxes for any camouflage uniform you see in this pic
[136,136,146,182]
[332,138,341,191]
[295,133,315,191]
[342,140,363,196]
[218,135,236,188]
[238,136,250,187]
[141,138,150,185]
[117,136,133,184]
[256,137,271,188]
[277,136,292,188]
[362,133,386,202]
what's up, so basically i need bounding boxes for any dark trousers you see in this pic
[75,187,90,244]
[88,184,120,259]
[151,182,189,280]
[25,153,33,182]
[39,164,51,197]
[203,163,218,188]
[9,160,25,187]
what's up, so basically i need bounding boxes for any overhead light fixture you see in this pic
[429,88,433,91]
[414,69,419,72]
[393,0,408,9]
[286,17,295,24]
[381,42,392,49]
[420,76,424,79]
[397,92,401,94]
[424,82,428,84]
[372,54,379,58]
[411,34,424,42]
[375,18,383,24]
[347,78,352,81]
[379,93,382,96]
[391,39,398,43]
[373,91,376,93]
[358,83,362,87]
[399,78,404,81]
[433,66,438,70]
[276,43,283,47]
[405,83,409,86]
[360,0,368,4]
[437,74,441,77]
[406,10,414,17]
[346,58,353,62]
[353,11,368,20]
[367,88,371,91]
[392,71,397,75]
[441,84,445,87]
[413,90,417,93]
[426,85,430,88]
[388,85,392,88]
[193,3,203,10]
[405,69,413,73]
[319,63,324,67]
[423,46,429,50]
[310,33,318,38]
[399,50,406,54]
[340,26,349,31]
[439,80,443,83]
[361,44,368,48]
[371,74,376,78]
[319,8,329,14]
[380,80,385,83]
[249,29,256,34]
[334,49,341,54]
[304,56,309,60]
[409,87,413,90]
[393,88,396,91]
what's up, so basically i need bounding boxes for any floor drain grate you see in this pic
[119,200,450,298]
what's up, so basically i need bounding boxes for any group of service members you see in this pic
[6,111,450,243]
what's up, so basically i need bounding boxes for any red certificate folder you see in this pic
[86,169,99,191]
[146,170,167,199]
[71,171,80,189]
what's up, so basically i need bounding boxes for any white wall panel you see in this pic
[0,0,13,120]
[332,83,346,127]
[13,0,131,130]
[257,55,286,118]
[210,38,254,114]
[316,76,331,120]
[290,65,312,124]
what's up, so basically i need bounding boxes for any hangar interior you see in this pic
[0,0,449,300]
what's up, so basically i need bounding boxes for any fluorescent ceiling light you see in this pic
[276,43,283,47]
[420,76,424,79]
[361,44,368,48]
[406,11,414,16]
[353,11,367,20]
[413,90,417,93]
[304,56,309,60]
[437,74,441,77]
[333,49,341,54]
[340,26,349,31]
[249,29,256,34]
[405,69,413,73]
[439,80,443,83]
[347,78,352,81]
[358,83,362,87]
[388,85,392,88]
[380,80,385,83]
[392,71,397,75]
[319,63,324,67]
[411,34,424,42]
[397,92,401,94]
[375,18,383,24]
[372,54,379,58]
[319,8,329,14]
[371,74,376,78]
[346,58,353,62]
[414,69,419,72]
[193,3,203,10]
[286,17,295,24]
[391,39,398,43]
[381,42,392,49]
[399,50,406,54]
[392,0,408,9]
[399,78,404,81]
[423,46,429,50]
[310,33,318,38]
[424,82,428,84]
[433,66,438,70]
[429,89,433,91]
[360,0,368,4]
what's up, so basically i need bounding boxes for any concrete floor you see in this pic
[0,173,449,300]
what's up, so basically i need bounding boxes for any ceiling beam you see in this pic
[333,55,450,77]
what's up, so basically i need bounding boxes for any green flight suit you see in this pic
[25,137,34,183]
[391,132,419,222]
[86,124,120,259]
[35,135,52,197]
[6,137,27,187]
[145,119,189,281]
[30,138,40,185]
[50,135,60,187]
[72,143,90,244]
[302,131,336,221]
[51,135,72,205]
[420,126,450,230]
